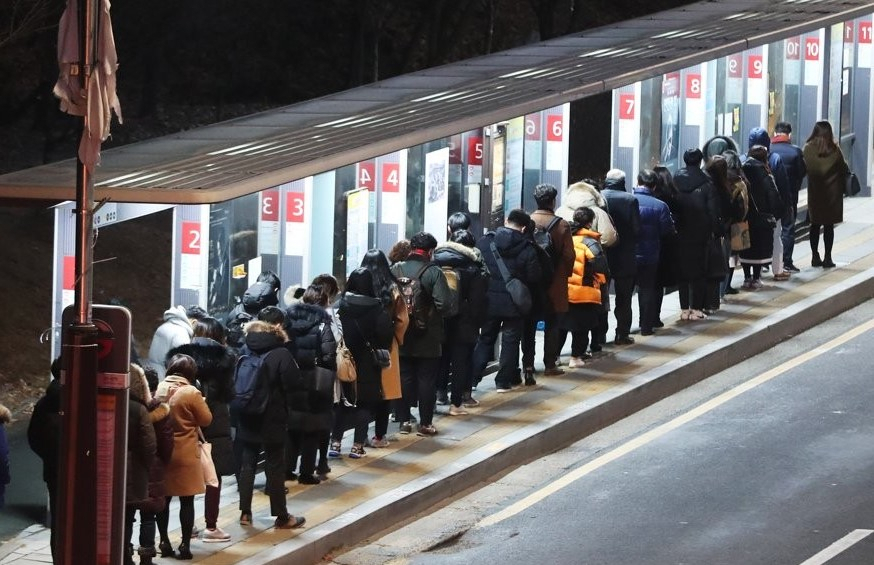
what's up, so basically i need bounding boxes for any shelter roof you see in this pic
[1,0,872,204]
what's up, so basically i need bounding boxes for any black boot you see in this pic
[176,542,192,560]
[158,540,175,558]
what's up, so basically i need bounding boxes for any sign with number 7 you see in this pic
[618,93,635,120]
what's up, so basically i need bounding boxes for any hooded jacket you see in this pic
[568,227,608,305]
[167,337,236,476]
[556,181,619,248]
[702,135,739,160]
[748,127,791,221]
[673,165,719,279]
[285,303,336,431]
[337,292,394,405]
[476,226,542,319]
[235,321,299,445]
[146,305,192,378]
[126,365,158,507]
[433,241,489,343]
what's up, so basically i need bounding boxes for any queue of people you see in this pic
[22,120,849,564]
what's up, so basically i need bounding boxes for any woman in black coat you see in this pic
[332,268,394,458]
[284,285,337,484]
[740,146,783,289]
[167,317,236,542]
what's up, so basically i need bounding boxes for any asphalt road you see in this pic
[345,299,874,565]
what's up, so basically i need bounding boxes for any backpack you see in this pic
[225,308,254,350]
[231,350,271,416]
[391,262,433,337]
[532,216,561,284]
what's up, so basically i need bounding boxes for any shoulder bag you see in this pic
[490,240,532,315]
[197,427,219,488]
[845,171,861,197]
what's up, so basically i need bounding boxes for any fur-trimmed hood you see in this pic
[243,320,288,353]
[286,302,331,338]
[562,181,606,209]
[434,240,480,266]
[129,363,152,405]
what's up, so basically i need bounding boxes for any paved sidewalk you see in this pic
[3,195,874,565]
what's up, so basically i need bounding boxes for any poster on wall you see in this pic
[346,188,370,274]
[504,117,524,212]
[424,147,450,239]
[661,72,680,170]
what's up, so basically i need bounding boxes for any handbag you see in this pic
[197,428,219,488]
[335,333,357,383]
[845,171,861,197]
[730,221,751,251]
[490,240,532,315]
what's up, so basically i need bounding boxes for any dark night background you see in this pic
[0,0,689,409]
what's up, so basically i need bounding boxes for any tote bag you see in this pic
[198,428,219,488]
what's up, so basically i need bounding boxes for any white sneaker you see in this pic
[568,356,586,368]
[202,527,231,543]
[448,405,469,416]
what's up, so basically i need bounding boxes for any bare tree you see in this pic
[0,0,56,51]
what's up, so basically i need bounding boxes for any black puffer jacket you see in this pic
[235,322,300,445]
[338,292,394,405]
[673,166,719,280]
[476,226,541,319]
[433,241,489,343]
[167,337,237,476]
[285,303,336,432]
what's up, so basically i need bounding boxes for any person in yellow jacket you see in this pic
[560,207,609,368]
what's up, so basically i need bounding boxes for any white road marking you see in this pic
[479,318,874,528]
[799,529,874,565]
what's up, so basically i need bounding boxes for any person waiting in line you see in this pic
[437,212,472,405]
[332,268,395,455]
[0,403,10,510]
[721,150,751,294]
[748,127,793,281]
[631,170,676,335]
[359,250,408,447]
[672,149,720,320]
[472,209,542,393]
[27,357,62,563]
[146,305,194,379]
[123,364,158,565]
[433,229,489,412]
[652,166,681,325]
[284,283,337,482]
[155,354,212,559]
[739,146,782,289]
[703,155,733,310]
[166,317,236,543]
[556,179,619,248]
[600,169,641,343]
[803,120,849,269]
[770,122,807,272]
[309,273,340,474]
[527,183,575,379]
[388,239,412,265]
[560,207,609,367]
[390,232,454,436]
[126,365,173,565]
[234,315,306,530]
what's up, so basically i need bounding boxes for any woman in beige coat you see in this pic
[155,353,212,560]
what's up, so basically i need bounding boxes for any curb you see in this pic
[238,266,874,565]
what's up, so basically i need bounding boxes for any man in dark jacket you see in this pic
[472,209,542,392]
[390,232,453,437]
[528,184,576,379]
[601,169,641,345]
[770,122,807,272]
[632,170,676,335]
[28,358,62,562]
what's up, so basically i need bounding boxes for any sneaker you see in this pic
[568,356,586,368]
[201,527,231,543]
[399,421,413,434]
[463,396,480,408]
[751,279,764,289]
[328,441,342,458]
[773,271,791,281]
[368,436,390,448]
[191,524,199,537]
[542,366,564,376]
[416,424,438,436]
[274,514,306,529]
[741,279,754,290]
[349,443,367,458]
[448,405,468,416]
[496,385,513,393]
[436,391,449,406]
[784,263,800,273]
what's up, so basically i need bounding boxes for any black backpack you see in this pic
[225,307,254,349]
[231,349,272,416]
[242,281,278,312]
[532,216,561,284]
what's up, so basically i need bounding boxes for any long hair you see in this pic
[192,316,226,344]
[705,155,730,195]
[360,248,397,306]
[652,165,678,202]
[806,120,838,157]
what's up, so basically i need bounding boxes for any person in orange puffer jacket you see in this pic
[559,207,609,368]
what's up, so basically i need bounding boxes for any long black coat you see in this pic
[338,293,394,405]
[601,182,641,278]
[673,167,719,280]
[476,226,541,319]
[285,303,336,432]
[740,158,781,262]
[28,379,60,485]
[235,323,301,445]
[168,337,237,475]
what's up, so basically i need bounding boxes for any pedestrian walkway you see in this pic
[3,196,874,565]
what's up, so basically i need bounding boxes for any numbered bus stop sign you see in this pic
[61,304,131,565]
